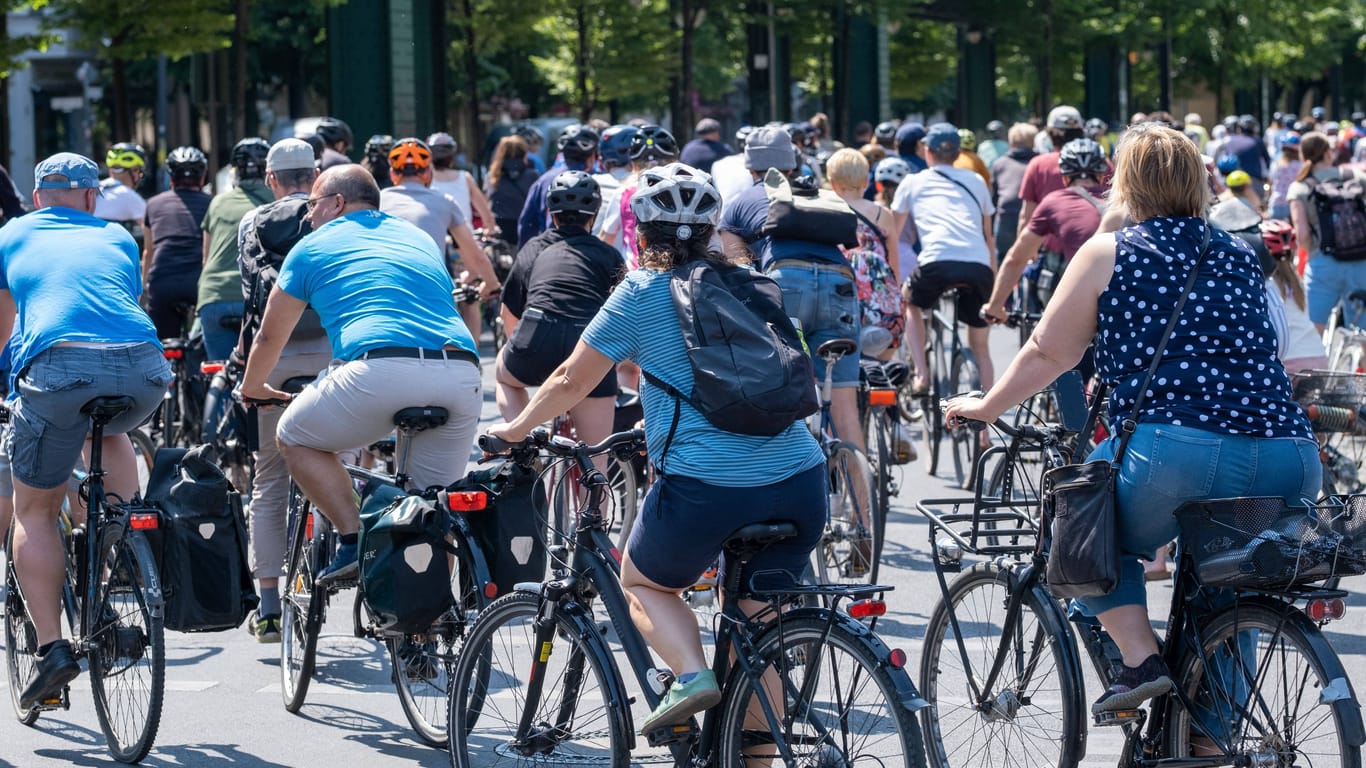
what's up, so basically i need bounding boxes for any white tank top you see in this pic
[432,170,472,223]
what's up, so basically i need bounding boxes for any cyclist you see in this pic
[0,152,171,708]
[316,116,354,169]
[953,128,991,186]
[518,124,598,247]
[1268,131,1302,221]
[427,131,498,231]
[1289,131,1366,332]
[486,135,538,246]
[710,124,754,208]
[199,138,274,361]
[679,117,733,173]
[945,123,1318,715]
[0,164,22,223]
[991,122,1039,261]
[599,125,679,266]
[142,146,211,339]
[94,142,148,230]
[1017,106,1090,243]
[361,134,394,190]
[239,165,483,585]
[486,163,824,733]
[514,123,547,174]
[976,119,1009,167]
[496,171,622,452]
[231,138,330,642]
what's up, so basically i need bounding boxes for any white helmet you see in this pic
[874,157,911,184]
[629,163,722,230]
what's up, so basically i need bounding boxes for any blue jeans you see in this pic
[766,262,861,387]
[197,300,245,362]
[1304,251,1366,325]
[1074,423,1320,616]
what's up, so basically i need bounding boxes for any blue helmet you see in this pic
[1216,154,1240,174]
[599,124,638,168]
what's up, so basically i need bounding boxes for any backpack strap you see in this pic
[640,370,684,474]
[1067,185,1106,214]
[850,206,889,254]
[930,168,983,217]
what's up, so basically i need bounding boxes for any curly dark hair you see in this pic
[636,222,732,270]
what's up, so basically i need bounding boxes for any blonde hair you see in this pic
[1110,123,1210,221]
[1007,122,1038,150]
[826,148,869,192]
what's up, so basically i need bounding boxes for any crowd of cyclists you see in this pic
[0,97,1362,763]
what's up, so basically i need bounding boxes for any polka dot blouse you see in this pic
[1095,216,1312,440]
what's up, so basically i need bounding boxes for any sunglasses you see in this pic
[305,192,343,212]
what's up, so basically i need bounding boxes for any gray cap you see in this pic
[744,125,796,171]
[695,117,721,135]
[1047,105,1083,130]
[34,152,100,189]
[268,138,317,171]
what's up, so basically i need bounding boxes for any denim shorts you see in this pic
[625,462,825,590]
[766,262,862,387]
[1304,252,1366,325]
[197,300,245,362]
[7,343,171,489]
[1074,423,1321,616]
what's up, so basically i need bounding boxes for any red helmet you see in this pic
[1260,218,1296,258]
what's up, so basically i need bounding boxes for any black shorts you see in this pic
[502,311,617,399]
[906,260,995,328]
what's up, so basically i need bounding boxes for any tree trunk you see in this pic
[463,0,481,166]
[1039,0,1053,116]
[678,0,696,136]
[234,0,249,139]
[112,58,132,140]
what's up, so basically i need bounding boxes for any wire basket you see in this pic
[1292,370,1366,410]
[1176,496,1366,591]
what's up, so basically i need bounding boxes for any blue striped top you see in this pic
[582,268,826,486]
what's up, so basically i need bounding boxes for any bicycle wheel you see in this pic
[5,528,41,726]
[948,350,982,490]
[716,613,926,768]
[865,407,894,566]
[280,489,324,713]
[919,348,941,477]
[448,591,630,768]
[88,525,165,763]
[816,443,880,585]
[608,455,639,551]
[919,562,1085,768]
[1166,600,1362,766]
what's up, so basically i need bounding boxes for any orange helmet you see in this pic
[388,138,432,176]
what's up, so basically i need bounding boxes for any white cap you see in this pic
[267,138,316,171]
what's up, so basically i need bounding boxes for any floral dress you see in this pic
[845,212,903,347]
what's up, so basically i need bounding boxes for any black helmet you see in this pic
[874,121,897,144]
[231,138,270,179]
[783,122,808,144]
[599,125,638,167]
[364,134,394,163]
[165,146,207,180]
[546,170,601,215]
[302,133,326,161]
[985,120,1005,137]
[557,124,599,158]
[1058,138,1107,179]
[628,125,679,162]
[514,123,545,147]
[315,117,353,149]
[426,132,458,167]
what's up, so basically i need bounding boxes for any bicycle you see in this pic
[917,286,983,489]
[274,402,493,747]
[5,397,166,763]
[858,354,912,571]
[452,427,928,768]
[917,405,1365,768]
[150,334,207,450]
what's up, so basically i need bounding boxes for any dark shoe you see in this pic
[1092,654,1172,713]
[317,542,359,586]
[20,640,80,709]
[249,611,282,643]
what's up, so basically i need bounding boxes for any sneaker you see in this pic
[20,639,80,710]
[1092,654,1172,713]
[249,611,282,643]
[317,542,359,585]
[640,670,721,734]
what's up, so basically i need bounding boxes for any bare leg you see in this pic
[568,396,615,476]
[12,481,69,645]
[1097,603,1160,667]
[966,325,995,391]
[906,305,927,389]
[99,433,138,502]
[494,352,531,422]
[620,552,706,675]
[277,442,359,535]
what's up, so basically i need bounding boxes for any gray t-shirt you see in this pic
[1286,165,1366,253]
[379,180,467,255]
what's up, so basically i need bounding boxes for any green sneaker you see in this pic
[249,611,281,644]
[640,670,721,735]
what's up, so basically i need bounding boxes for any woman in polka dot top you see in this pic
[945,123,1319,716]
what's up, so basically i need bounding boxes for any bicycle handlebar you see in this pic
[1004,309,1041,329]
[479,427,647,463]
[941,393,1062,443]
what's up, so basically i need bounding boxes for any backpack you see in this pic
[146,446,258,632]
[846,210,903,344]
[760,168,858,248]
[1305,170,1366,262]
[358,488,458,634]
[240,197,327,355]
[643,259,819,466]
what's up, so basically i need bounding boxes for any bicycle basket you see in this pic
[1176,496,1366,591]
[1291,370,1366,411]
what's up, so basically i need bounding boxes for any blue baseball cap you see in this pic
[34,152,100,190]
[925,122,961,152]
[895,122,926,155]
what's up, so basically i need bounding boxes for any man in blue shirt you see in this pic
[0,152,171,708]
[239,165,483,584]
[517,125,598,248]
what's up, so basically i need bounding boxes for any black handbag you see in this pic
[1043,225,1211,600]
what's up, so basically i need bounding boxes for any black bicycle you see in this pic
[451,427,927,768]
[918,287,983,489]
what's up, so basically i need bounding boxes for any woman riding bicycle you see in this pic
[945,123,1319,715]
[485,162,825,734]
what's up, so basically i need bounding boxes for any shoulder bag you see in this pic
[1042,224,1211,599]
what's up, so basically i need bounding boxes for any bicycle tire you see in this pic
[715,612,927,768]
[949,350,982,490]
[920,349,941,477]
[919,562,1086,768]
[448,591,630,768]
[866,406,894,566]
[5,525,41,726]
[816,443,880,585]
[608,456,639,551]
[1166,599,1362,766]
[280,488,323,713]
[88,525,165,763]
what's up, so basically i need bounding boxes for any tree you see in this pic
[0,1,58,78]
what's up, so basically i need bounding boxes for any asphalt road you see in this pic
[2,329,1363,768]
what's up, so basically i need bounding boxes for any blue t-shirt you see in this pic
[277,210,477,361]
[717,181,845,269]
[582,268,825,486]
[1095,217,1311,440]
[0,207,159,378]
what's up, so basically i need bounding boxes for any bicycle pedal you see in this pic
[644,719,699,747]
[1093,709,1142,727]
[37,687,70,711]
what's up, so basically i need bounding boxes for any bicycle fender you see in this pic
[126,530,165,618]
[450,515,496,601]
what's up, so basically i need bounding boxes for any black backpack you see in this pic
[240,197,327,355]
[1305,170,1366,262]
[358,489,459,634]
[643,259,818,466]
[452,460,548,596]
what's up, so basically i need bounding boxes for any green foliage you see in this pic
[529,0,675,115]
[45,0,234,61]
[0,1,58,78]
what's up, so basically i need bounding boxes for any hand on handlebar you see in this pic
[979,303,1008,325]
[483,422,528,451]
[235,381,292,408]
[941,392,994,430]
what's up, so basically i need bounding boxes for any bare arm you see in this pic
[239,287,307,401]
[1290,199,1311,256]
[982,214,997,271]
[467,175,498,233]
[450,223,501,296]
[487,341,617,441]
[719,231,752,265]
[982,228,1044,322]
[879,204,901,282]
[1016,199,1037,237]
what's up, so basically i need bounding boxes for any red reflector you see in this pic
[847,599,887,619]
[1307,598,1347,622]
[129,513,159,530]
[483,582,499,599]
[446,491,487,512]
[888,648,907,669]
[305,514,314,540]
[868,388,897,407]
[163,349,184,360]
[201,362,225,374]
[609,547,622,564]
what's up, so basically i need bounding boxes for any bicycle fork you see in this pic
[512,578,583,756]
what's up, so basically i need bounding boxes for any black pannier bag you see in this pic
[358,487,457,634]
[453,460,548,596]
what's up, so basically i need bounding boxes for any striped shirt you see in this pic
[582,268,825,486]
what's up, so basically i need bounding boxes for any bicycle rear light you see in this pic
[868,388,897,407]
[128,512,160,530]
[888,648,907,669]
[445,491,488,512]
[1306,597,1346,623]
[847,599,887,619]
[483,583,499,599]
[200,362,225,374]
[305,513,314,540]
[163,349,184,360]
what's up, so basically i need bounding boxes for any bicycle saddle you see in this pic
[1348,290,1366,309]
[393,406,449,433]
[81,396,136,419]
[280,375,315,394]
[723,521,800,555]
[816,338,858,359]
